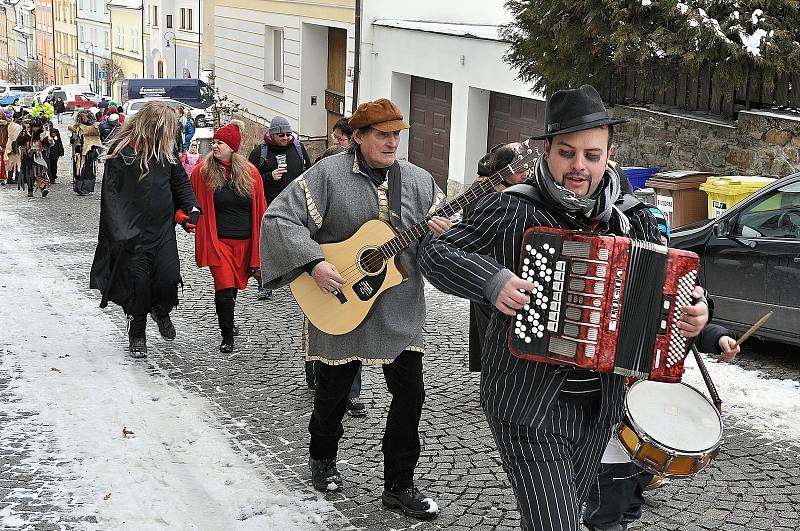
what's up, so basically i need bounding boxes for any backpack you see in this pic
[259,138,306,171]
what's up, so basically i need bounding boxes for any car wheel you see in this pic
[195,115,206,128]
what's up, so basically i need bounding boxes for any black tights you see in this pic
[214,288,238,338]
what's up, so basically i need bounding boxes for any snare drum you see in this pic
[617,380,723,477]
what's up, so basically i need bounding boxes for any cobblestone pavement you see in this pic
[1,123,799,530]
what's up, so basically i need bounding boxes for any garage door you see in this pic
[487,92,546,153]
[408,76,452,192]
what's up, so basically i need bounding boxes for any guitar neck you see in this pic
[378,166,518,259]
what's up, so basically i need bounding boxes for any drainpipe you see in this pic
[351,0,361,113]
[141,3,144,77]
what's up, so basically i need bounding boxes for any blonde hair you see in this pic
[105,101,179,179]
[201,121,252,196]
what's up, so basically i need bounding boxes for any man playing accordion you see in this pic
[420,85,710,531]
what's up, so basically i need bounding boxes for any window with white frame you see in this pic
[166,14,172,28]
[116,27,124,48]
[104,30,110,50]
[152,6,158,27]
[179,8,193,30]
[130,29,139,52]
[263,26,283,86]
[80,58,84,78]
[79,25,85,45]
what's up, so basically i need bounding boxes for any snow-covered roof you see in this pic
[107,0,142,8]
[372,19,503,42]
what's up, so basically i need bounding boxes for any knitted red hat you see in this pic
[213,123,241,152]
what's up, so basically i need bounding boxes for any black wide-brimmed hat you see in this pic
[534,84,628,139]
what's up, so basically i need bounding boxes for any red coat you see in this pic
[189,160,267,269]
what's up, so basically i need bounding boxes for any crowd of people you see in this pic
[0,89,740,530]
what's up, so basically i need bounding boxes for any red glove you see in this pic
[174,209,196,233]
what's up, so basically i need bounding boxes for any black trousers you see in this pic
[309,350,424,490]
[487,398,610,531]
[126,237,181,337]
[48,155,59,183]
[583,462,653,530]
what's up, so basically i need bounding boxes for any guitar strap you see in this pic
[387,162,403,229]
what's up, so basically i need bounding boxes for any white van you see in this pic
[37,84,93,103]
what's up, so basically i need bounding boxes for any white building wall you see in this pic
[364,24,542,186]
[213,5,354,136]
[77,0,111,95]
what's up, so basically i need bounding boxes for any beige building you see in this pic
[109,0,144,100]
[54,0,78,84]
[0,3,13,79]
[212,0,355,150]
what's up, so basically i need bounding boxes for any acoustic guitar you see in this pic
[290,140,537,335]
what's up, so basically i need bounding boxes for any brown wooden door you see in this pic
[409,76,452,192]
[326,27,347,140]
[487,92,546,153]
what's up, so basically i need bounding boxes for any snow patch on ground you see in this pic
[0,206,336,529]
[682,353,800,443]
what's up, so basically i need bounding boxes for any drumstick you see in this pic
[734,311,773,348]
[692,345,722,413]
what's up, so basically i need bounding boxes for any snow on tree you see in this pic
[502,0,800,96]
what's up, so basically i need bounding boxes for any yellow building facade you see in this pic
[109,0,144,101]
[54,0,79,84]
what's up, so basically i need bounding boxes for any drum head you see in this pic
[626,381,722,453]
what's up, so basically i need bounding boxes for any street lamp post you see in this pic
[85,43,96,93]
[164,31,177,78]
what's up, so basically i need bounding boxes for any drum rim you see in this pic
[623,380,724,454]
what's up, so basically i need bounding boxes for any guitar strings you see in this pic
[318,147,536,288]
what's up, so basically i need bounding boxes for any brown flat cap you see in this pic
[349,98,410,132]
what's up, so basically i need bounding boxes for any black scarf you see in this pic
[354,146,403,226]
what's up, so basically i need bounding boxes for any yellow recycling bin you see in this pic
[699,176,777,218]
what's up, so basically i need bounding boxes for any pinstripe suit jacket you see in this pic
[419,186,663,428]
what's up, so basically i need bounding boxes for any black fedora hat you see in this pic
[534,84,627,139]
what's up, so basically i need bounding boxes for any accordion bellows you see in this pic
[509,227,700,383]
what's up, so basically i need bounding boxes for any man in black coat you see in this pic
[90,103,200,358]
[420,85,710,531]
[248,115,311,300]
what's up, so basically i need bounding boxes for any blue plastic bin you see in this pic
[622,167,660,191]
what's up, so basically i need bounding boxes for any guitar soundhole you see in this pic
[359,248,385,274]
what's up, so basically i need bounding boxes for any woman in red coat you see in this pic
[186,121,267,352]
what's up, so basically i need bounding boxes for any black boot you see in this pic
[129,336,147,358]
[215,291,235,353]
[150,309,176,340]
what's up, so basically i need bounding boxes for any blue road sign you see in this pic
[97,70,106,80]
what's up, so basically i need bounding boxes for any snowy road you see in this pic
[0,206,338,529]
[0,125,799,530]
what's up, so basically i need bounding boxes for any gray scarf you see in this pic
[533,155,630,234]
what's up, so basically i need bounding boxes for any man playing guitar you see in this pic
[259,98,449,519]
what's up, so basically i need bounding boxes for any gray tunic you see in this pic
[260,151,445,365]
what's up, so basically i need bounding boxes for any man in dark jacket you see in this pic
[248,115,311,300]
[419,85,710,531]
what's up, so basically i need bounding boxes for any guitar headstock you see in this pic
[509,138,539,175]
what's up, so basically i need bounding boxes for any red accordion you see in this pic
[508,227,701,383]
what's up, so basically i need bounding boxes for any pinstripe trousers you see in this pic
[487,399,612,531]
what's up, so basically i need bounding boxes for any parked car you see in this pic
[0,85,37,105]
[671,172,800,346]
[122,97,208,127]
[64,94,98,111]
[36,84,93,103]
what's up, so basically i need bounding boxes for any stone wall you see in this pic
[612,105,800,177]
[232,113,327,161]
